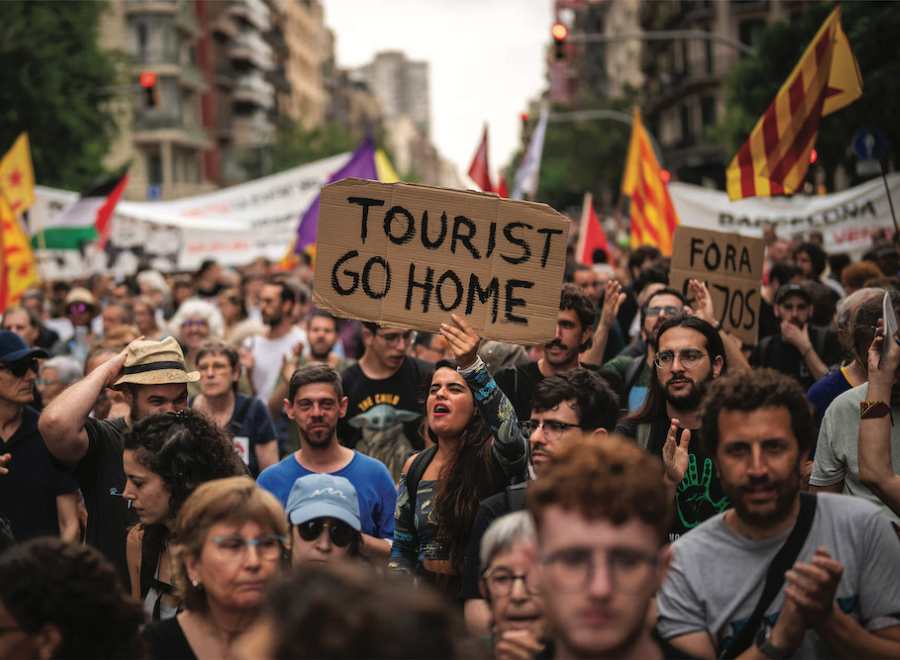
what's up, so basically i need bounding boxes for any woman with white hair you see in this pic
[37,356,83,407]
[478,511,547,660]
[167,300,226,397]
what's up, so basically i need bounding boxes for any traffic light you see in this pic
[552,23,567,61]
[140,71,160,108]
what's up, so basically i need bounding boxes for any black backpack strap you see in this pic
[757,334,773,368]
[720,492,818,659]
[405,446,437,502]
[624,356,645,394]
[228,397,254,436]
[504,482,529,512]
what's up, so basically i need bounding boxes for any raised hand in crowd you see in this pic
[582,279,626,366]
[858,315,900,516]
[0,452,10,475]
[440,313,480,369]
[662,417,690,490]
[689,278,750,372]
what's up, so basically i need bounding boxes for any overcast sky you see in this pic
[322,0,553,183]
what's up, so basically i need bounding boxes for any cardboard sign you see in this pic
[670,226,765,345]
[313,179,570,345]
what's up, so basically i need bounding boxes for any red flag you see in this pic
[468,125,493,192]
[576,193,609,265]
[96,173,130,250]
[496,175,509,198]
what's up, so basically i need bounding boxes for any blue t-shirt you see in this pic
[257,450,396,539]
[807,366,855,432]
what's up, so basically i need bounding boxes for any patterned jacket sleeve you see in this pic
[387,472,418,575]
[461,357,527,484]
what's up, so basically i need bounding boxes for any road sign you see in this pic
[852,128,887,161]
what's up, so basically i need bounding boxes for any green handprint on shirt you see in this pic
[676,454,730,529]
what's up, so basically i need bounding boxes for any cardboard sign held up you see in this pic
[670,226,765,345]
[313,179,570,345]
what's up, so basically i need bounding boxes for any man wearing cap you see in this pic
[40,336,198,588]
[0,331,80,544]
[285,473,363,566]
[750,283,841,392]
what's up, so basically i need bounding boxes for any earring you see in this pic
[191,580,201,588]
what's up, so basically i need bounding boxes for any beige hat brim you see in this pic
[114,369,201,388]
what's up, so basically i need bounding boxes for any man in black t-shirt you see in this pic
[40,337,199,590]
[750,283,841,391]
[338,323,432,482]
[462,368,619,636]
[494,284,624,420]
[617,312,729,542]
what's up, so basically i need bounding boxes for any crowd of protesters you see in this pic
[0,225,899,659]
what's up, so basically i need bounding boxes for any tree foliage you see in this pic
[0,1,122,190]
[714,1,900,187]
[271,117,359,172]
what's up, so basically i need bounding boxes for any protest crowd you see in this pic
[1,218,900,660]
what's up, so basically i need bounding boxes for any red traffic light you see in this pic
[659,169,672,183]
[809,148,818,164]
[551,23,568,41]
[520,112,529,122]
[140,72,157,88]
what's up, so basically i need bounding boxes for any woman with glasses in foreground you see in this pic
[477,511,547,660]
[142,477,287,659]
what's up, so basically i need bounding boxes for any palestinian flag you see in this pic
[34,173,129,250]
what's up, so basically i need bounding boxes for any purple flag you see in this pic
[294,137,377,254]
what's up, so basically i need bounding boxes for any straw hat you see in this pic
[114,336,200,387]
[65,287,96,307]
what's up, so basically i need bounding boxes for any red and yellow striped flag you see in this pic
[621,108,679,256]
[726,6,862,201]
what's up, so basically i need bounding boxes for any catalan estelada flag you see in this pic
[621,108,679,256]
[726,6,862,200]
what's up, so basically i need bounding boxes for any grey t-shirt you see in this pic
[657,493,900,658]
[811,383,900,524]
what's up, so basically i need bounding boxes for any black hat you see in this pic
[0,331,48,363]
[775,283,811,305]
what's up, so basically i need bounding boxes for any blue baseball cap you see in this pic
[285,474,361,530]
[0,330,47,363]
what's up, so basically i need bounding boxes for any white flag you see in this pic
[512,104,549,200]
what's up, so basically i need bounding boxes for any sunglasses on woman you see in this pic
[295,519,355,547]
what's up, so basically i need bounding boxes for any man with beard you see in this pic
[461,368,619,636]
[494,284,624,422]
[40,337,198,589]
[599,287,688,413]
[618,313,727,540]
[811,290,900,525]
[750,284,841,392]
[658,368,900,659]
[242,278,307,403]
[258,363,395,564]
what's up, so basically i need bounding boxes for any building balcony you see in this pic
[228,0,271,32]
[232,111,275,147]
[174,2,201,36]
[133,112,213,149]
[215,66,238,88]
[233,75,275,109]
[228,31,273,70]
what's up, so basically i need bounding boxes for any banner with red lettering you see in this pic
[669,174,900,259]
